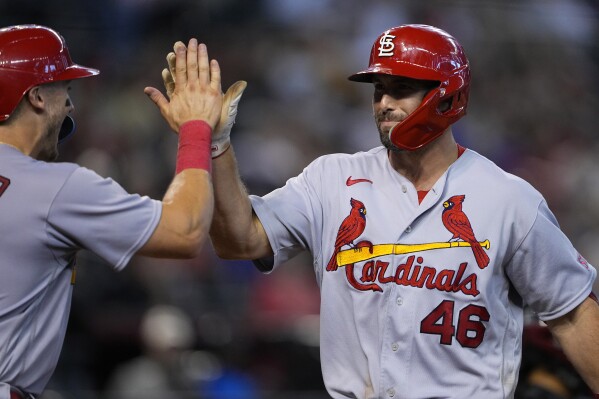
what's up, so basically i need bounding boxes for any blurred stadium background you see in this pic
[2,0,599,398]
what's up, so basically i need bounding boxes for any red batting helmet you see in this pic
[0,25,99,140]
[349,24,470,151]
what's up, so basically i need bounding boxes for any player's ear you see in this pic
[25,86,47,113]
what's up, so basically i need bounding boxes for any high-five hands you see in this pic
[163,49,247,158]
[144,39,223,134]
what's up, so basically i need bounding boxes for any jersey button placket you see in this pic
[387,388,396,397]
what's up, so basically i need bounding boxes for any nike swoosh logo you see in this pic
[346,176,373,186]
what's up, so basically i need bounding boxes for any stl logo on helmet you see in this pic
[377,33,396,57]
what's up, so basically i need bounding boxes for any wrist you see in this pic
[175,120,212,174]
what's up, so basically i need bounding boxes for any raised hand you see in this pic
[144,39,223,133]
[163,49,246,157]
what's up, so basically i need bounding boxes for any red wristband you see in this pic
[175,120,212,174]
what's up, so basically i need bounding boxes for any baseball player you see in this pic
[0,25,224,398]
[205,24,599,398]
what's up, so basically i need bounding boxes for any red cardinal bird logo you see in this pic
[326,198,367,271]
[442,195,490,269]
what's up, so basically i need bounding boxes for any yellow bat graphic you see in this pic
[336,240,490,267]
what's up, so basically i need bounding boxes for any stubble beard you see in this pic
[377,125,404,154]
[375,111,405,154]
[38,118,61,162]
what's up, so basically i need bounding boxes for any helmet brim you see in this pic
[348,65,398,82]
[348,62,444,83]
[55,64,100,81]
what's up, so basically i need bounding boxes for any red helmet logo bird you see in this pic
[442,195,490,269]
[326,198,367,271]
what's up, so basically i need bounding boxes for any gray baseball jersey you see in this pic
[250,146,596,399]
[0,145,161,396]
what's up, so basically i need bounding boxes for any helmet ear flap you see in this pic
[437,91,466,118]
[437,96,452,114]
[388,87,444,151]
[437,66,469,116]
[388,78,469,152]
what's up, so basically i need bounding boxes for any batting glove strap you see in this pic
[211,137,231,158]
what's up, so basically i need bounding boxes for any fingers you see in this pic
[210,59,222,92]
[162,68,175,99]
[143,86,168,111]
[144,86,178,133]
[215,80,247,137]
[186,38,199,83]
[157,39,224,130]
[221,80,247,122]
[163,51,177,98]
[224,80,247,107]
[167,52,176,81]
[171,41,218,89]
[173,41,187,86]
[198,42,210,86]
[167,52,176,72]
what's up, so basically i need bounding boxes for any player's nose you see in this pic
[379,94,404,118]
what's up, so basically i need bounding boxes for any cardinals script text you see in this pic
[344,254,479,296]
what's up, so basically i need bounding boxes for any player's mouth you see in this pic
[379,120,400,128]
[378,120,401,133]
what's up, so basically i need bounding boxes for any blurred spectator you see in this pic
[103,305,198,399]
